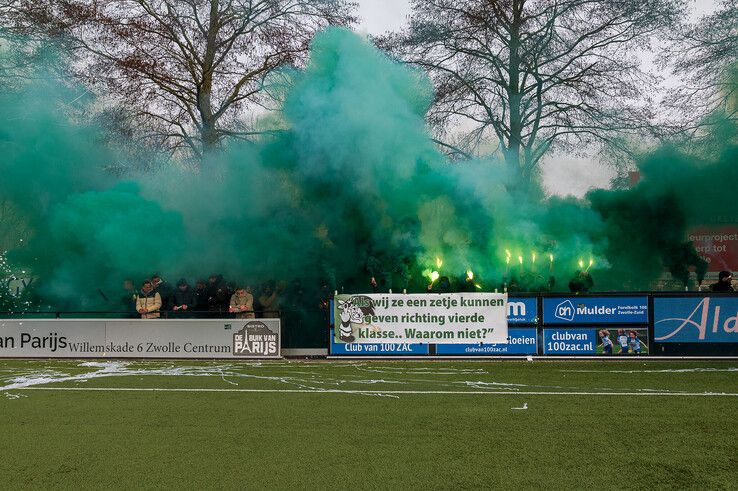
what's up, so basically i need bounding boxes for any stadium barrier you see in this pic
[329,292,738,357]
[0,292,736,358]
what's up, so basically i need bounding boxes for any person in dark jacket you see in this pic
[569,270,594,293]
[711,271,734,292]
[193,279,209,317]
[207,274,230,316]
[258,280,281,318]
[427,276,453,293]
[151,274,173,312]
[171,278,196,318]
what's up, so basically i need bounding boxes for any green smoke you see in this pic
[0,28,735,315]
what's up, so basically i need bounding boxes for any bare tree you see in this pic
[661,0,738,134]
[14,0,356,161]
[0,2,55,90]
[381,0,684,183]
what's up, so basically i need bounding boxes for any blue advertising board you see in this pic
[507,297,538,325]
[543,328,597,354]
[329,329,430,355]
[542,297,647,325]
[435,328,537,355]
[654,296,738,343]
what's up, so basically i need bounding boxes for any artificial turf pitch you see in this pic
[1,360,736,489]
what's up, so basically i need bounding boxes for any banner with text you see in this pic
[544,327,648,355]
[0,319,281,358]
[654,296,738,343]
[542,297,648,325]
[329,329,430,355]
[333,293,508,344]
[688,226,738,272]
[435,328,537,355]
[507,297,538,325]
[543,329,596,354]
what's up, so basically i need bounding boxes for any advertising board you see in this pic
[542,297,648,325]
[507,297,538,325]
[0,319,281,358]
[333,293,508,344]
[654,296,738,343]
[543,327,648,355]
[329,329,429,355]
[435,328,537,355]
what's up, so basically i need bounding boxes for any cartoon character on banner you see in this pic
[336,296,376,343]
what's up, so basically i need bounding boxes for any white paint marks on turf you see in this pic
[354,365,489,375]
[0,361,420,395]
[563,367,738,374]
[457,381,527,391]
[0,361,331,392]
[2,362,735,399]
[10,387,738,396]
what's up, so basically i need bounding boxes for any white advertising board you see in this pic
[333,293,509,344]
[0,318,281,358]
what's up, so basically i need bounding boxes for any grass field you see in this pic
[1,359,737,489]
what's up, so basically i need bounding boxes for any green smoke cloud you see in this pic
[1,28,735,317]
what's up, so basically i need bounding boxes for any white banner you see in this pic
[334,293,508,344]
[0,319,280,358]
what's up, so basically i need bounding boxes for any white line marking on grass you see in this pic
[10,387,738,396]
[563,367,738,374]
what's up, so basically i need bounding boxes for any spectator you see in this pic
[427,276,453,293]
[171,278,195,318]
[120,279,138,318]
[229,287,255,319]
[193,279,209,316]
[207,274,229,316]
[259,280,281,318]
[225,282,237,310]
[151,274,173,311]
[136,280,161,319]
[710,271,734,292]
[460,272,476,292]
[569,270,594,293]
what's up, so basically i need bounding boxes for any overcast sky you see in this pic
[354,0,721,197]
[356,0,411,35]
[356,0,719,34]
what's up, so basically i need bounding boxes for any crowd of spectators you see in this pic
[122,274,285,319]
